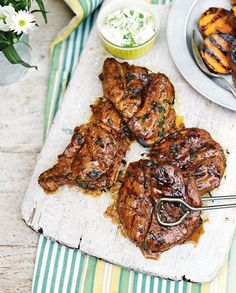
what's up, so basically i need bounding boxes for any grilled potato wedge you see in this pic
[198,7,235,37]
[200,33,235,74]
[230,41,236,86]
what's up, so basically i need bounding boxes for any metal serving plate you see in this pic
[167,0,236,111]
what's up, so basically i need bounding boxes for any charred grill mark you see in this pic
[189,142,209,160]
[201,8,230,33]
[143,113,151,120]
[231,44,236,63]
[124,86,143,96]
[98,73,104,81]
[87,170,102,179]
[209,35,227,55]
[220,33,234,44]
[137,136,150,147]
[125,72,136,83]
[202,45,229,70]
[202,45,221,62]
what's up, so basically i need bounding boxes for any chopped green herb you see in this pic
[108,118,113,126]
[130,10,134,16]
[169,144,181,155]
[157,119,164,127]
[158,129,165,137]
[156,102,166,113]
[142,242,149,250]
[123,32,136,47]
[163,99,171,105]
[189,144,208,159]
[139,13,144,19]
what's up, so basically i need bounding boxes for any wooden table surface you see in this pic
[0,1,73,291]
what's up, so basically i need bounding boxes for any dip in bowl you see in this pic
[97,0,160,59]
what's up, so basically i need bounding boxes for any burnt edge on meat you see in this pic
[100,58,177,147]
[38,98,131,193]
[150,128,226,195]
[117,160,202,258]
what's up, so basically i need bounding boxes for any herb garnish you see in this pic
[108,118,113,126]
[156,102,166,113]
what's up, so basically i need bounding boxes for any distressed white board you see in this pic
[21,5,236,282]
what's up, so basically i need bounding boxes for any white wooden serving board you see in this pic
[21,4,236,282]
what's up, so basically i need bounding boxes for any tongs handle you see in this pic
[155,196,236,227]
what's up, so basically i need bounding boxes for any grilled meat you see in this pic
[117,160,202,256]
[38,99,130,192]
[150,128,226,195]
[100,58,176,147]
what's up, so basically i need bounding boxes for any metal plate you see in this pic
[167,0,236,111]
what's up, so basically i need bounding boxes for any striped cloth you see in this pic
[33,0,236,292]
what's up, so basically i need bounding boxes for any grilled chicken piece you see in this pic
[117,160,202,256]
[38,99,130,192]
[100,58,176,147]
[150,128,226,195]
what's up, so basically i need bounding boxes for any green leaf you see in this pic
[35,0,47,23]
[2,45,37,69]
[0,39,11,48]
[0,32,11,50]
[0,31,9,42]
[14,2,29,11]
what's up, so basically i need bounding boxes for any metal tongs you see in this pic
[156,195,236,227]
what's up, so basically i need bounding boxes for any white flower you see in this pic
[9,10,36,35]
[0,5,15,31]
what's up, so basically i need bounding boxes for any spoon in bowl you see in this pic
[191,30,236,99]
